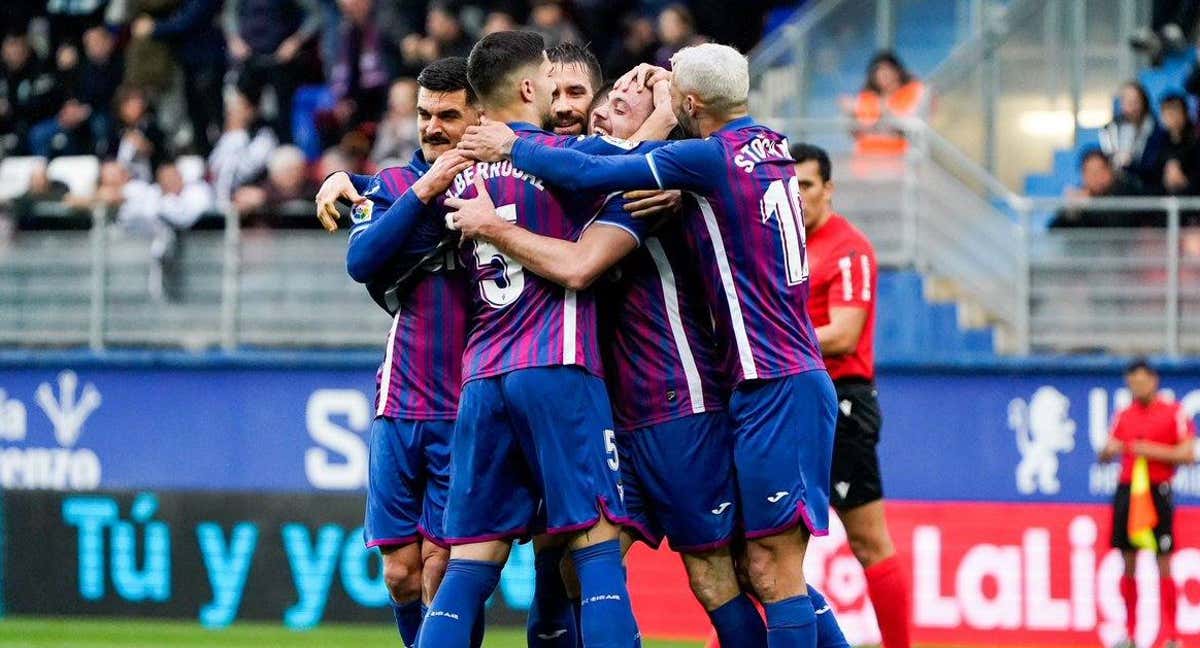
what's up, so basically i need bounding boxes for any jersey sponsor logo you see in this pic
[710,501,732,515]
[767,490,789,503]
[1009,386,1076,495]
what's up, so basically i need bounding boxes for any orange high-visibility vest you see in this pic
[853,80,925,156]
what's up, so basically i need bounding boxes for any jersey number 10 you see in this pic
[760,177,809,286]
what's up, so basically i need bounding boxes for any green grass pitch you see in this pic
[0,617,705,648]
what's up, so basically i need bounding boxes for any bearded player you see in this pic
[313,57,476,647]
[456,45,841,647]
[418,31,639,647]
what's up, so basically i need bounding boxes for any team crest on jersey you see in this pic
[599,135,637,150]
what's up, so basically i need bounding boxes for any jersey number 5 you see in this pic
[472,204,525,308]
[760,177,809,285]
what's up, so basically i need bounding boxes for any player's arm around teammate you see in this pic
[793,144,911,648]
[313,57,483,648]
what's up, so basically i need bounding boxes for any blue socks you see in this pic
[572,539,640,647]
[764,594,817,648]
[392,599,423,647]
[528,546,579,647]
[419,559,501,647]
[708,592,767,647]
[807,586,849,648]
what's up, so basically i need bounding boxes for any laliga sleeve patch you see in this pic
[351,200,374,224]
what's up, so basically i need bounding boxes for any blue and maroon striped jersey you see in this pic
[594,208,728,431]
[346,153,468,419]
[508,116,826,384]
[444,123,617,383]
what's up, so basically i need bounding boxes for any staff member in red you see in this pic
[1099,359,1195,648]
[791,143,911,648]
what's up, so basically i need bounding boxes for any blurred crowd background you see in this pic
[0,0,797,236]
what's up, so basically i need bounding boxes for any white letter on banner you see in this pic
[913,526,959,627]
[1024,528,1070,629]
[305,390,370,490]
[957,544,1021,629]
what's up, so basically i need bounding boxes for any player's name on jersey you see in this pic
[449,161,545,196]
[734,135,793,174]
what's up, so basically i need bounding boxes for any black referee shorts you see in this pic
[1111,482,1175,554]
[830,378,884,511]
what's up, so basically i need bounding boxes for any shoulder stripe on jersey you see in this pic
[860,254,872,301]
[645,153,665,189]
[645,238,705,413]
[563,289,577,365]
[694,194,758,380]
[376,313,401,417]
[838,256,852,301]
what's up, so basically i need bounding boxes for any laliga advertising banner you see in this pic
[0,356,1199,645]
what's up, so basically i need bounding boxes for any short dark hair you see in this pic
[467,30,546,105]
[790,142,832,182]
[417,56,476,105]
[1079,146,1110,170]
[589,81,614,115]
[546,41,603,93]
[1126,358,1157,375]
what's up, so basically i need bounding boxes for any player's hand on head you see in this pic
[444,173,502,240]
[617,64,670,93]
[314,170,366,232]
[413,150,474,203]
[457,117,517,163]
[623,190,682,219]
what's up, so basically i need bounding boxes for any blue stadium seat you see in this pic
[875,270,997,361]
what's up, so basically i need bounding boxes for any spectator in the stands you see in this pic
[653,4,706,69]
[1131,0,1198,66]
[120,0,176,99]
[120,157,214,231]
[45,0,109,65]
[209,83,280,209]
[232,144,317,225]
[0,30,61,154]
[482,9,519,36]
[400,2,472,75]
[370,78,420,165]
[1051,149,1143,229]
[29,25,124,158]
[119,157,214,300]
[605,14,658,80]
[528,0,583,48]
[113,84,166,183]
[1100,81,1167,192]
[1158,93,1200,196]
[131,0,226,153]
[323,0,399,147]
[224,0,322,142]
[841,50,927,157]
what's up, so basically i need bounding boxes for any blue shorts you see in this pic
[618,412,738,553]
[444,366,627,544]
[729,370,837,539]
[363,417,452,549]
